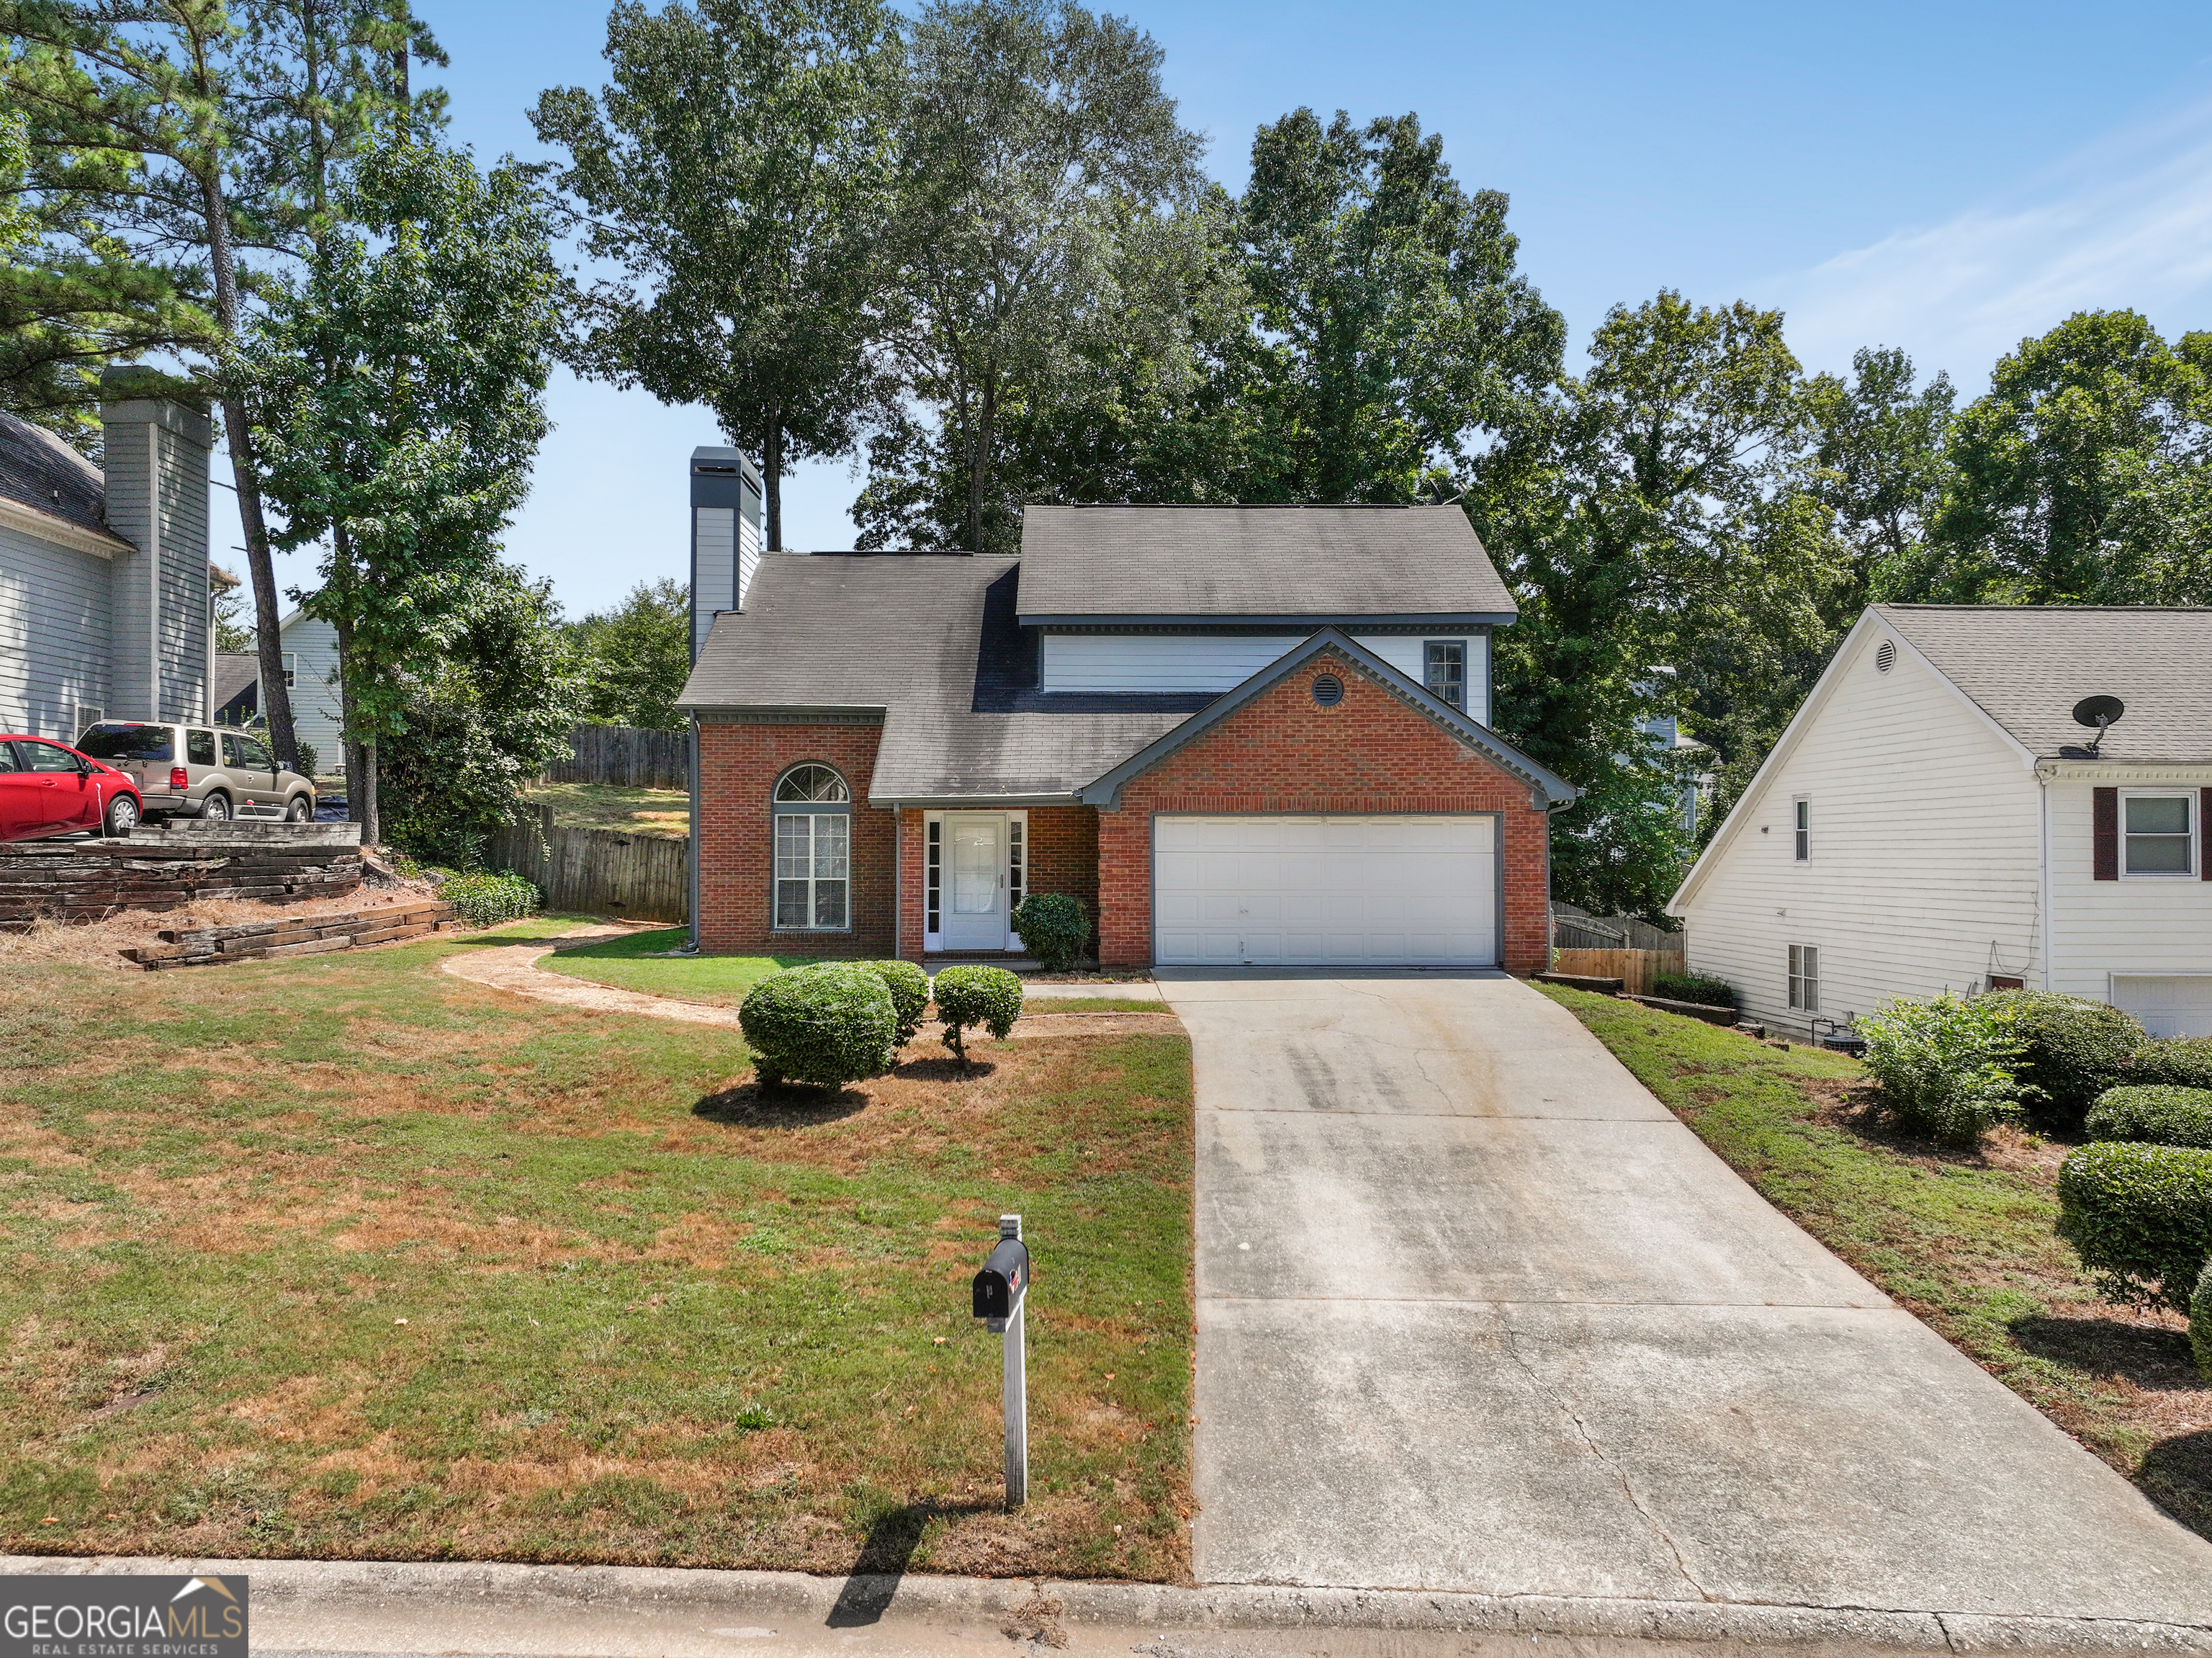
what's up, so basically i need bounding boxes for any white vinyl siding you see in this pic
[693,506,734,656]
[1153,814,1496,967]
[1672,629,2043,1031]
[1040,631,1490,723]
[276,613,346,774]
[0,521,113,738]
[2047,780,2212,1000]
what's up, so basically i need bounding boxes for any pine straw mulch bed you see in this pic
[1537,984,2212,1543]
[0,926,1194,1579]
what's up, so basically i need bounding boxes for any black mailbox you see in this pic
[972,1236,1030,1327]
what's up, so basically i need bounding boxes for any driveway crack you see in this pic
[1500,1327,1716,1603]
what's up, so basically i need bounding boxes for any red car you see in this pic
[0,734,144,841]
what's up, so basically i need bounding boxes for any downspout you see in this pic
[2037,761,2054,992]
[892,803,903,962]
[686,714,701,954]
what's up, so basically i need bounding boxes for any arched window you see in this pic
[773,764,851,928]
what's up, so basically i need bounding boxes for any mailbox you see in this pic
[972,1232,1030,1330]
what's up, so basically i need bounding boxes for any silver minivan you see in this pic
[73,722,318,823]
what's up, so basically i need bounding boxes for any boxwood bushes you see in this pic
[1011,893,1091,973]
[2195,1259,2212,1381]
[2056,1141,2212,1312]
[739,963,896,1092]
[862,959,930,1049]
[2085,1086,2212,1150]
[933,964,1024,1072]
[1977,989,2143,1131]
[1651,972,1737,1011]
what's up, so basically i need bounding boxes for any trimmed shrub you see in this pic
[2123,1036,2212,1093]
[2085,1085,2212,1150]
[1976,988,2141,1131]
[1856,992,2023,1144]
[860,959,930,1050]
[2056,1140,2212,1312]
[933,964,1023,1073]
[1651,972,1736,1010]
[2193,1256,2212,1382]
[437,867,540,928]
[1012,892,1091,973]
[739,963,896,1091]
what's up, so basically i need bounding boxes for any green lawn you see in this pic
[0,922,1195,1577]
[537,926,806,1006]
[1538,983,2212,1540]
[522,782,689,841]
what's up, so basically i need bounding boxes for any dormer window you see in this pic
[1424,641,1465,711]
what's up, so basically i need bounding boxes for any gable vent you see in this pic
[1311,673,1344,707]
[1875,640,1896,673]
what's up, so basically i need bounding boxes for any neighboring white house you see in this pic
[207,611,346,777]
[1669,604,2212,1039]
[0,372,222,738]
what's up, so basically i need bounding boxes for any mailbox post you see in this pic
[971,1214,1030,1508]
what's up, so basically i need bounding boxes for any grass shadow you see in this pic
[825,1500,997,1626]
[2137,1430,2212,1540]
[2008,1312,2203,1390]
[890,1056,998,1083]
[692,1080,869,1126]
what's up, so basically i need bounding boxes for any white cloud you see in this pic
[1769,97,2212,387]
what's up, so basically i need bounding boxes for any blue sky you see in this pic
[226,0,2212,616]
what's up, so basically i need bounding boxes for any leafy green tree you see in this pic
[0,0,443,766]
[1477,290,1821,914]
[1233,108,1563,502]
[532,0,900,550]
[1918,310,2212,604]
[242,133,560,843]
[379,568,587,866]
[858,0,1204,554]
[1804,345,1955,620]
[566,578,691,730]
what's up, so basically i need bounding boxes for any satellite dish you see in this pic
[2072,695,2125,729]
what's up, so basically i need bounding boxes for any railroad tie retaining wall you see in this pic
[0,823,366,930]
[124,899,458,969]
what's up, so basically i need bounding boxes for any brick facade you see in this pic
[1093,648,1553,973]
[696,720,896,957]
[701,653,1552,973]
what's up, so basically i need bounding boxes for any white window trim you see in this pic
[1423,639,1467,712]
[1787,943,1820,1012]
[1791,797,1810,864]
[921,809,1028,953]
[2119,787,2198,880]
[771,765,854,933]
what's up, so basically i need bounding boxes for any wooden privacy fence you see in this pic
[1550,948,1686,997]
[542,725,689,789]
[1551,902,1682,954]
[488,805,688,923]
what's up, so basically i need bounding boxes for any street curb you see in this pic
[7,1556,2211,1654]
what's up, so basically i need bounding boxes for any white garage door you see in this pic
[1154,815,1496,967]
[2110,976,2212,1039]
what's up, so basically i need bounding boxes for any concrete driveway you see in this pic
[1157,970,2212,1630]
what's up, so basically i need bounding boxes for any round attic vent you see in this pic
[1312,673,1344,707]
[1876,640,1896,673]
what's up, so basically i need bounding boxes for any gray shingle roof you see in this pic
[1016,503,1517,622]
[0,409,122,545]
[1878,604,2212,763]
[678,553,1192,799]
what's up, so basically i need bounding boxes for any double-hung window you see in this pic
[2123,792,2195,877]
[773,763,850,929]
[1424,641,1466,711]
[1787,944,1820,1012]
[1792,798,1810,862]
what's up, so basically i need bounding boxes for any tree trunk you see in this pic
[970,369,998,553]
[359,740,380,848]
[764,411,783,550]
[197,170,302,771]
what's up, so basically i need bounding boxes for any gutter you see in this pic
[686,714,702,954]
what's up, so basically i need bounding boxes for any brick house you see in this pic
[676,488,1575,972]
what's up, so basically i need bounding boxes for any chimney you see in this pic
[690,445,764,661]
[99,366,212,722]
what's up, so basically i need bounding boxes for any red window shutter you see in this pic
[2093,787,2118,881]
[2203,789,2212,880]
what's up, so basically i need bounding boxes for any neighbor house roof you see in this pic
[1878,604,2212,763]
[0,408,128,548]
[678,553,1195,801]
[1016,504,1519,624]
[212,652,260,712]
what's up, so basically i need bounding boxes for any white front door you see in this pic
[943,814,1007,950]
[1153,814,1497,967]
